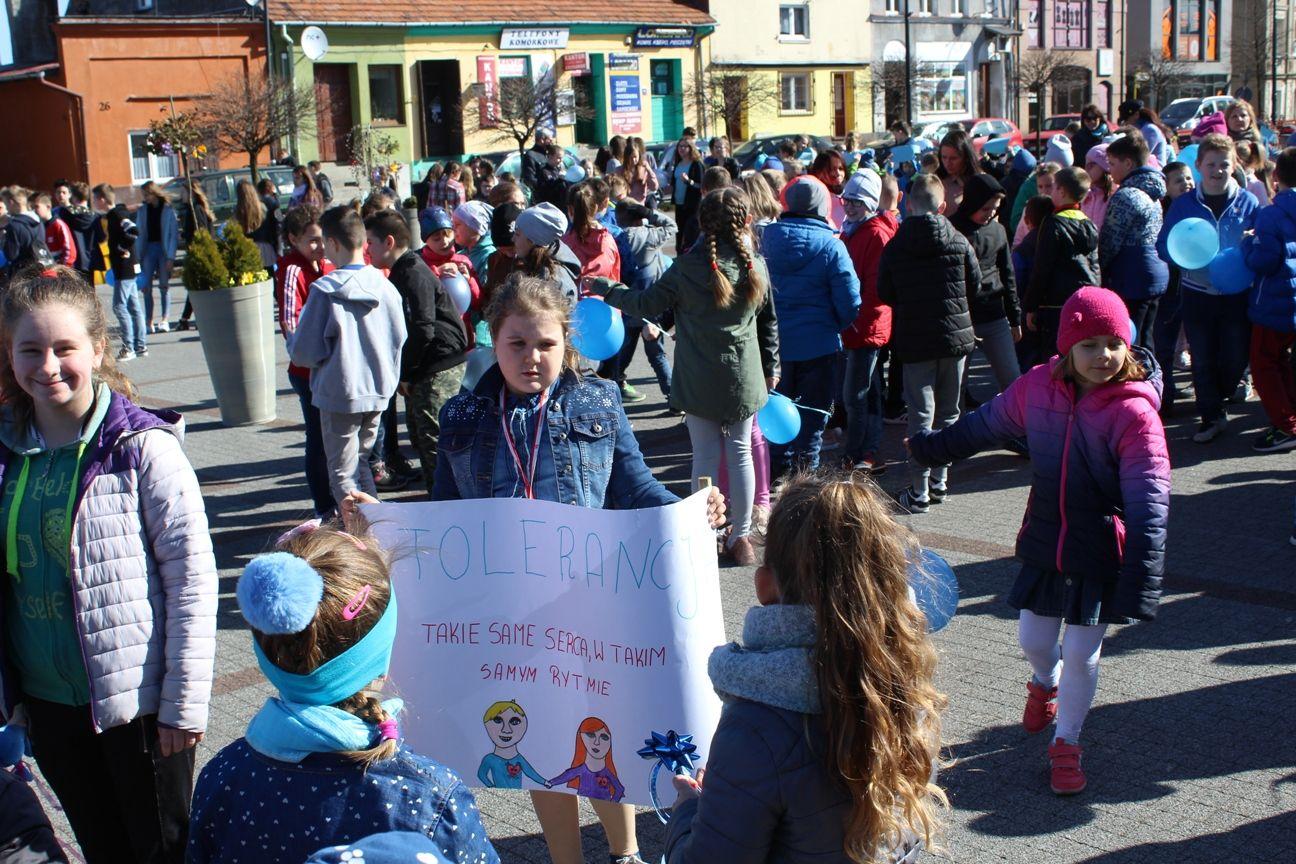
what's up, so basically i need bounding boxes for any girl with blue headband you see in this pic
[187,521,498,864]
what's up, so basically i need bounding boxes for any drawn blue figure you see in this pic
[477,700,546,788]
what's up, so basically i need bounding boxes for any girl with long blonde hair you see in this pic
[666,472,947,862]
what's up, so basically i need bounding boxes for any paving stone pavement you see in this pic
[35,282,1296,862]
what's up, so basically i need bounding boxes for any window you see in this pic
[1053,0,1090,49]
[128,131,178,183]
[1024,0,1042,48]
[1095,0,1111,48]
[917,62,967,113]
[780,72,812,113]
[917,0,933,14]
[779,5,809,39]
[885,0,900,12]
[1052,67,1091,114]
[368,65,405,124]
[951,0,965,15]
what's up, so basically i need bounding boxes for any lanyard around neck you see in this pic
[6,441,88,581]
[499,386,550,500]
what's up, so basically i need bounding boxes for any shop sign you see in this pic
[499,57,528,78]
[476,55,498,128]
[608,53,640,71]
[562,52,590,74]
[556,89,577,127]
[610,74,642,114]
[632,27,694,49]
[500,28,569,50]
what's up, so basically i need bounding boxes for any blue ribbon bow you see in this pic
[637,730,700,824]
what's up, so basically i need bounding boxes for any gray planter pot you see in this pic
[187,279,277,426]
[404,207,423,251]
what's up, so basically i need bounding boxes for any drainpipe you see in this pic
[37,72,90,181]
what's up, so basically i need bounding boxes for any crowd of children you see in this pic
[2,96,1295,862]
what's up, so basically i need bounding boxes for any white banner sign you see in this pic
[366,492,725,807]
[500,28,569,50]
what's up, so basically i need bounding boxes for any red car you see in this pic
[918,117,1025,154]
[1024,114,1080,156]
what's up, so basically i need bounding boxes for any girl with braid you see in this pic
[593,187,780,565]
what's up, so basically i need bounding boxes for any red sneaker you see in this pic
[1023,679,1058,734]
[1048,738,1087,795]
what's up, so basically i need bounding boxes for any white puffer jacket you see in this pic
[0,390,217,734]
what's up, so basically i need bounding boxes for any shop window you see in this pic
[128,131,178,183]
[1052,67,1091,114]
[917,63,968,114]
[780,72,812,113]
[779,5,809,40]
[368,65,405,125]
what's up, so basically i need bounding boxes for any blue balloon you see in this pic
[757,391,801,445]
[889,144,916,166]
[982,136,1011,156]
[460,345,495,392]
[0,249,7,268]
[103,269,116,287]
[1207,246,1255,295]
[1173,143,1202,182]
[441,273,472,315]
[1166,217,1219,270]
[1129,318,1137,345]
[907,549,959,633]
[571,298,625,362]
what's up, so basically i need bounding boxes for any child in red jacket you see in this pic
[840,172,899,473]
[32,192,75,268]
[420,207,481,345]
[563,181,621,293]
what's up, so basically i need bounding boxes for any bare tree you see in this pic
[463,73,591,157]
[1231,13,1271,117]
[868,59,942,127]
[198,73,316,182]
[1016,49,1073,137]
[685,66,780,140]
[1131,52,1193,110]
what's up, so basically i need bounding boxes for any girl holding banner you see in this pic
[346,272,725,864]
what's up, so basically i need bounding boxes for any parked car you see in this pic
[163,166,296,227]
[489,147,587,185]
[917,117,1023,153]
[1024,114,1081,155]
[1160,95,1235,144]
[733,133,836,171]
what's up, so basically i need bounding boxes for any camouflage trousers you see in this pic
[406,364,466,495]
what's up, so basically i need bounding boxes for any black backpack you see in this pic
[1,217,54,281]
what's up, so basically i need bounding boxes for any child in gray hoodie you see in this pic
[289,207,407,499]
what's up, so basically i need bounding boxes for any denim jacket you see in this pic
[433,365,678,509]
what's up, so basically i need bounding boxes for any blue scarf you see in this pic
[245,696,404,763]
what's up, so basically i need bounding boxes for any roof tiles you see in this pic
[270,0,713,26]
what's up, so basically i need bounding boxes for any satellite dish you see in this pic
[301,27,329,62]
[243,0,261,7]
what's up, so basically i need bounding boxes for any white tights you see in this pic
[1017,610,1108,743]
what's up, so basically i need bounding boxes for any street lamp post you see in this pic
[903,0,913,125]
[1273,1,1280,122]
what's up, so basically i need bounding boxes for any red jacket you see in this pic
[563,225,621,292]
[44,216,76,268]
[275,249,334,379]
[841,211,898,349]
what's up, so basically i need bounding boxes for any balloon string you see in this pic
[766,391,834,417]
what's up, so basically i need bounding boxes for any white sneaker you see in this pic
[117,348,136,362]
[155,320,171,333]
[1192,418,1227,443]
[1175,351,1192,371]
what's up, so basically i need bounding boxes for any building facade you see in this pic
[1126,0,1233,107]
[1230,0,1295,121]
[867,0,1016,130]
[0,9,266,191]
[705,0,872,140]
[1016,0,1124,129]
[269,0,714,173]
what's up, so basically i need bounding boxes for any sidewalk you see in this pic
[34,282,1296,862]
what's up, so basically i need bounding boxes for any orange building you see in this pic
[0,15,265,193]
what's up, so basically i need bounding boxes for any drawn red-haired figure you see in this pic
[545,717,625,802]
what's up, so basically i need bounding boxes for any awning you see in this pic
[986,24,1024,37]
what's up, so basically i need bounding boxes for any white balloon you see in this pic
[442,273,473,315]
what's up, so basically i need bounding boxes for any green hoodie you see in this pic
[0,382,111,705]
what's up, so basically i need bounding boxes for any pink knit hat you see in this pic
[1085,143,1110,173]
[1057,287,1132,355]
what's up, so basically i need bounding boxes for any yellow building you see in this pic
[703,0,873,141]
[269,0,716,173]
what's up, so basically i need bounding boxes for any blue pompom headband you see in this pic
[251,592,399,706]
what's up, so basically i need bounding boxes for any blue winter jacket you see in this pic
[134,200,179,259]
[433,364,677,509]
[761,216,861,362]
[909,348,1170,622]
[1157,182,1260,294]
[1099,166,1169,301]
[188,739,499,864]
[1242,188,1296,333]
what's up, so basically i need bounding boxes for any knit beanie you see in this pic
[453,200,493,237]
[782,175,832,221]
[1057,286,1132,356]
[1044,134,1074,168]
[489,202,524,248]
[515,202,568,247]
[841,170,881,212]
[1085,143,1111,173]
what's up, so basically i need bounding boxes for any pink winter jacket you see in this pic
[0,391,217,734]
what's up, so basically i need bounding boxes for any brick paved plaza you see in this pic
[37,282,1296,862]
